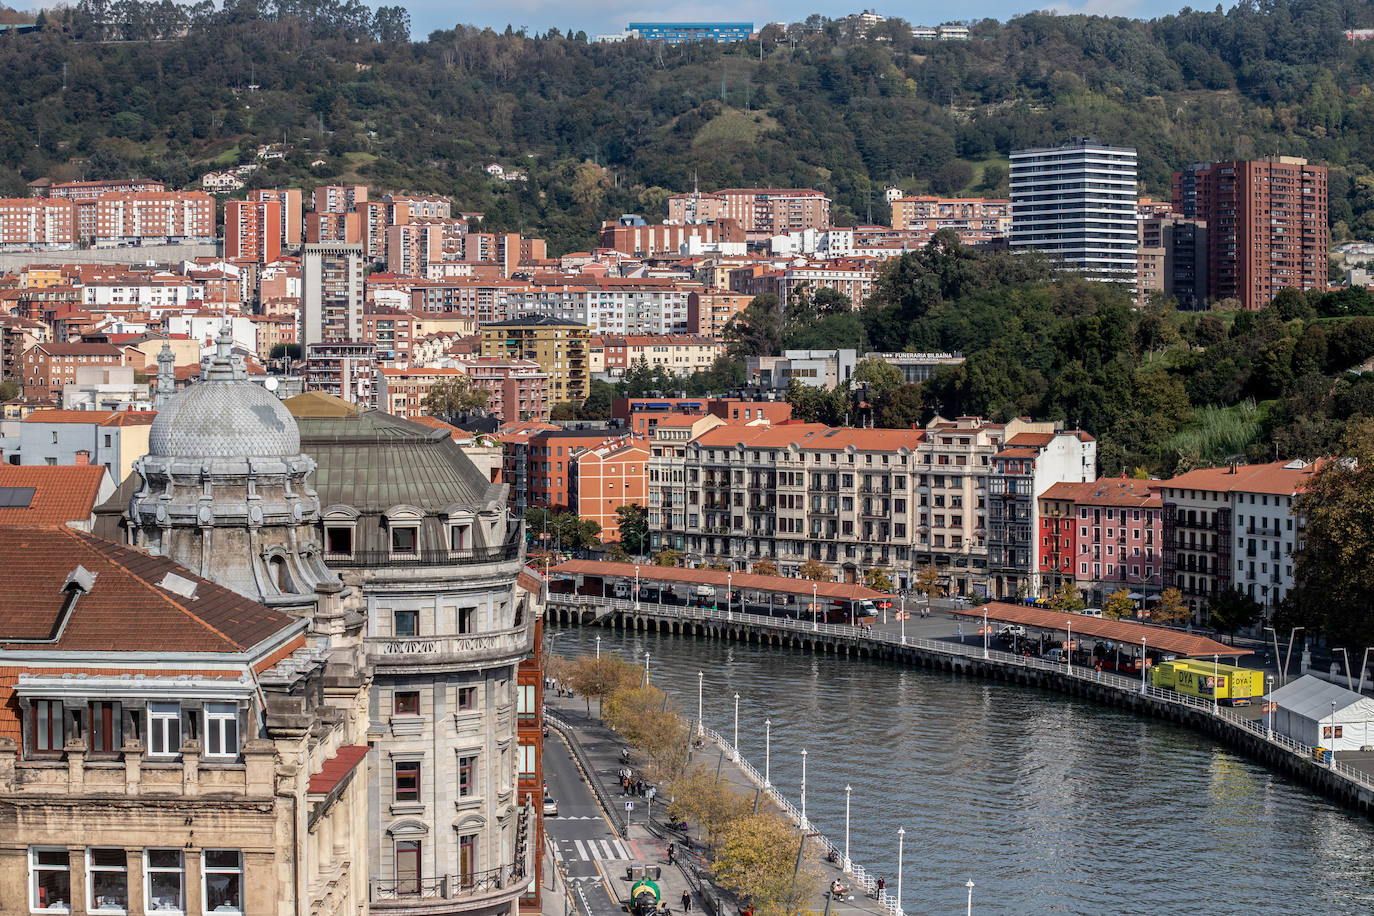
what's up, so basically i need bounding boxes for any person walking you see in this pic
[876,876,885,897]
[667,842,675,865]
[682,891,691,912]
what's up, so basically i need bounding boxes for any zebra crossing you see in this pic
[557,837,633,862]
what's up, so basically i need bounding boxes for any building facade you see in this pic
[479,318,589,406]
[303,243,366,347]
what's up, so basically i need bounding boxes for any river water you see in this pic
[551,626,1374,915]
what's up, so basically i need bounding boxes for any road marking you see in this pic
[563,838,633,861]
[573,840,590,860]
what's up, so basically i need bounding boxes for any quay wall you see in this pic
[547,596,1374,820]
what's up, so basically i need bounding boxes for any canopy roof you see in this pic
[952,602,1250,659]
[550,559,891,603]
[1270,675,1374,721]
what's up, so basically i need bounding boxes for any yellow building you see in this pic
[479,316,590,404]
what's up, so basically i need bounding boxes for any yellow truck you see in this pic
[1151,659,1265,706]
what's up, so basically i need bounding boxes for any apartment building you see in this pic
[479,317,590,405]
[731,259,878,308]
[248,188,303,247]
[46,178,164,201]
[449,357,550,422]
[1010,139,1138,287]
[598,219,744,257]
[747,349,856,390]
[600,335,724,377]
[1157,459,1324,621]
[387,221,445,276]
[306,209,363,245]
[1141,213,1208,310]
[18,408,155,480]
[575,437,650,541]
[21,342,136,402]
[88,192,215,245]
[411,279,516,324]
[386,193,453,221]
[312,183,368,214]
[1173,157,1328,310]
[0,198,76,249]
[647,414,727,554]
[514,429,630,512]
[303,340,377,406]
[504,279,696,334]
[223,198,282,264]
[668,189,831,235]
[1039,478,1162,606]
[986,429,1097,599]
[888,196,1012,244]
[687,289,753,336]
[302,243,365,346]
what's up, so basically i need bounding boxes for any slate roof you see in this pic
[0,527,302,653]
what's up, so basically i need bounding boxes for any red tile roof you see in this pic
[1160,459,1328,497]
[550,559,892,602]
[0,527,301,653]
[0,465,109,526]
[1040,478,1161,509]
[308,745,370,795]
[952,602,1251,659]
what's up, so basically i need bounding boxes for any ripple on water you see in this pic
[556,629,1374,915]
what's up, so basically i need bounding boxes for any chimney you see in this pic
[73,450,90,466]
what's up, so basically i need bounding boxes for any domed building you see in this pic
[126,331,343,614]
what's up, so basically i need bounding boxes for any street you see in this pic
[543,728,634,916]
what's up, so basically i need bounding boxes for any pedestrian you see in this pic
[876,876,885,897]
[667,842,675,864]
[682,891,691,912]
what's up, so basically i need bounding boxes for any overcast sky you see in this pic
[408,0,1191,37]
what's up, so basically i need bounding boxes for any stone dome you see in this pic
[147,331,301,460]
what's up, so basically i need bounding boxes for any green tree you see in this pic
[1104,589,1136,621]
[422,375,489,421]
[723,295,783,359]
[652,548,680,567]
[864,567,894,592]
[1207,586,1263,642]
[1048,584,1086,613]
[615,504,649,557]
[853,357,903,397]
[0,380,19,401]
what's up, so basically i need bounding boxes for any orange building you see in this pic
[21,342,137,401]
[248,188,303,247]
[87,191,215,244]
[0,198,76,248]
[224,198,283,264]
[575,437,650,541]
[687,288,752,336]
[305,210,363,245]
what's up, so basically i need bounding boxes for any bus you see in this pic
[1150,659,1265,706]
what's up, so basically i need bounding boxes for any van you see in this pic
[613,581,632,599]
[1044,648,1068,663]
[694,585,716,601]
[1078,608,1103,618]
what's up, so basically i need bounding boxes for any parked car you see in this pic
[997,624,1027,638]
[543,793,558,816]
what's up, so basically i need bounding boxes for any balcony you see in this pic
[325,537,523,568]
[370,864,527,914]
[809,505,838,516]
[366,627,534,672]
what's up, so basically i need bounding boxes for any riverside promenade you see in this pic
[544,692,899,916]
[546,594,1374,821]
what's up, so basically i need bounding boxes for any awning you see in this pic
[308,745,370,796]
[952,602,1251,659]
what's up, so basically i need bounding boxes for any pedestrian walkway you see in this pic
[544,693,896,916]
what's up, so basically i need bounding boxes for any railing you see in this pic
[326,538,524,568]
[371,863,525,902]
[366,628,530,664]
[549,595,1374,796]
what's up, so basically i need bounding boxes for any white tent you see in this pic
[1269,675,1374,752]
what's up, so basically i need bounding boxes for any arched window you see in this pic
[269,555,294,594]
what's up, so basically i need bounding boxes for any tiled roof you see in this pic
[1040,478,1161,508]
[691,423,830,449]
[952,603,1251,659]
[1005,432,1055,446]
[23,409,120,425]
[0,527,301,653]
[33,342,123,357]
[0,465,109,526]
[551,559,891,602]
[995,447,1040,459]
[307,745,370,795]
[1160,459,1328,497]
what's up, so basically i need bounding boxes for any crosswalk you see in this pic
[557,838,633,861]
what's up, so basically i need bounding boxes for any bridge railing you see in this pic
[550,595,1374,794]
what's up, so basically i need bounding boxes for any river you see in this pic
[550,626,1374,915]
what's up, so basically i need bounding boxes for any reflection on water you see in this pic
[552,627,1374,915]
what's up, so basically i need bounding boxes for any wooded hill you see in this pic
[7,0,1374,251]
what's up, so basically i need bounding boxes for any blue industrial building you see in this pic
[626,22,754,44]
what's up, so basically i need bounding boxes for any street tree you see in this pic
[421,375,489,421]
[1152,587,1192,626]
[723,294,783,359]
[798,559,834,582]
[853,357,903,397]
[1103,589,1136,620]
[750,558,778,576]
[913,566,942,612]
[615,504,649,557]
[604,685,690,783]
[567,653,638,717]
[713,811,825,916]
[652,548,680,567]
[1208,586,1263,643]
[667,768,752,851]
[1048,584,1086,613]
[864,567,894,592]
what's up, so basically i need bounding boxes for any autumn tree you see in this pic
[421,375,489,421]
[667,768,753,850]
[1104,589,1136,621]
[799,559,834,582]
[652,548,680,567]
[713,811,825,916]
[1048,584,1086,613]
[864,567,894,592]
[751,558,778,576]
[567,653,638,717]
[1152,587,1192,626]
[913,566,942,612]
[604,685,690,782]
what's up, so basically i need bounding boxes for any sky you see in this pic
[404,0,1200,38]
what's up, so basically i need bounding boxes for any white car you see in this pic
[997,624,1026,638]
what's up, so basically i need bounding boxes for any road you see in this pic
[542,728,634,916]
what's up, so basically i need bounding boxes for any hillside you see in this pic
[6,0,1374,252]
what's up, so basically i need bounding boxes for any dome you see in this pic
[148,332,301,460]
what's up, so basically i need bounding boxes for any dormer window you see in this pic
[391,526,418,555]
[325,526,353,557]
[31,699,63,756]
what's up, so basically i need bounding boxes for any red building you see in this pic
[21,341,135,401]
[1040,478,1163,606]
[224,198,283,264]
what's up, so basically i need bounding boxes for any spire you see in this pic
[202,322,245,382]
[154,342,175,409]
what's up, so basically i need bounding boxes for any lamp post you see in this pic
[896,827,905,912]
[900,593,907,645]
[843,784,852,872]
[1140,637,1147,695]
[697,671,704,736]
[1330,699,1337,770]
[727,572,733,619]
[643,651,651,688]
[1066,619,1072,675]
[764,718,772,786]
[1265,674,1274,740]
[1212,653,1219,712]
[982,606,989,660]
[812,582,819,631]
[732,693,740,761]
[634,564,640,610]
[800,748,808,825]
[595,635,601,659]
[965,879,975,916]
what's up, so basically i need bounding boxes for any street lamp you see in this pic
[733,693,740,761]
[1212,653,1219,712]
[727,572,733,619]
[843,784,852,872]
[764,718,772,787]
[965,879,975,916]
[643,651,651,688]
[1265,674,1274,740]
[982,605,989,659]
[634,564,641,610]
[1066,619,1072,675]
[1140,636,1147,695]
[697,671,704,736]
[896,827,905,912]
[595,635,601,659]
[1330,699,1337,770]
[801,748,808,825]
[812,582,819,631]
[900,593,907,645]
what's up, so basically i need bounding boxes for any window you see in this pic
[31,699,63,755]
[88,847,127,914]
[450,524,470,551]
[394,691,420,716]
[458,606,475,634]
[88,701,121,755]
[394,609,418,637]
[457,686,477,711]
[31,847,70,913]
[391,526,418,554]
[204,704,239,758]
[325,526,353,556]
[458,754,477,797]
[395,841,421,896]
[145,849,184,913]
[459,833,478,886]
[203,850,242,914]
[148,703,181,756]
[518,742,536,778]
[395,760,421,802]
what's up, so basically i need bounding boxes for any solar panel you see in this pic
[0,486,34,508]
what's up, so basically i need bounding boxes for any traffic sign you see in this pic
[625,802,635,812]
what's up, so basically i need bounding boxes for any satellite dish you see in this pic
[263,377,279,391]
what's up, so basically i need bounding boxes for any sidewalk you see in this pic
[545,693,893,916]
